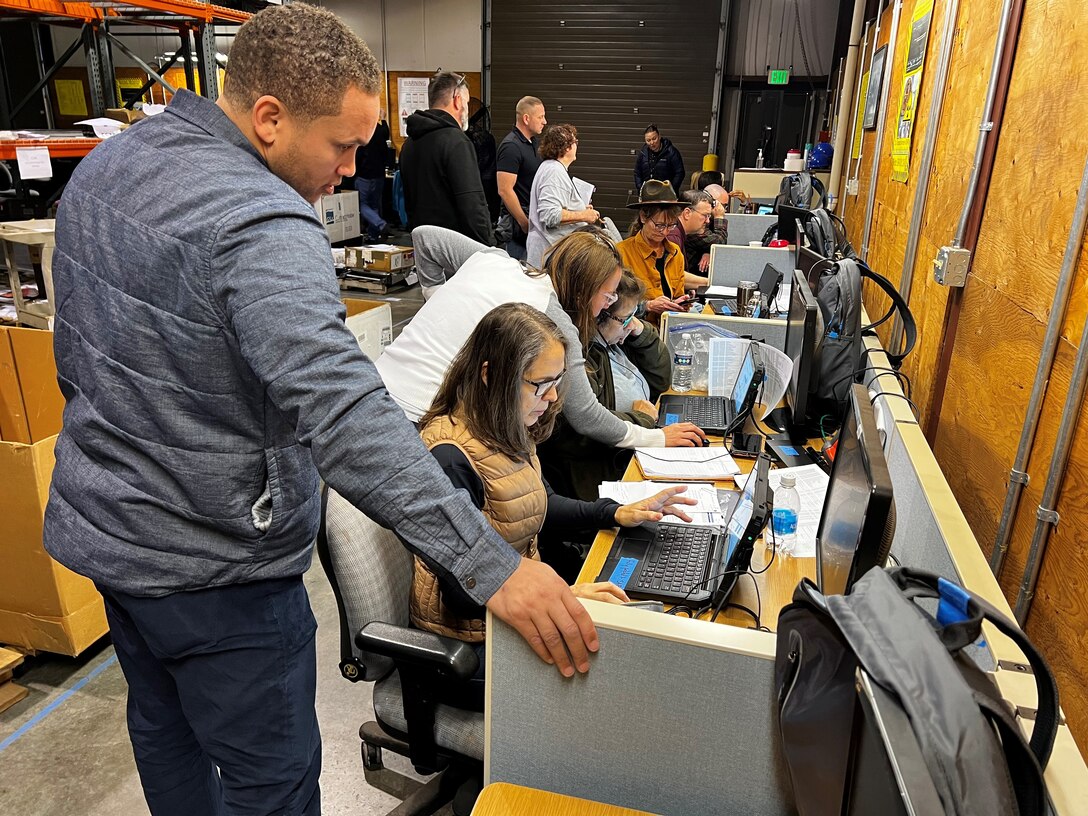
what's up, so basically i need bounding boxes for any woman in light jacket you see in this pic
[526,124,602,269]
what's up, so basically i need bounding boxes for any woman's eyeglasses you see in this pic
[646,218,670,232]
[603,310,637,329]
[523,371,566,397]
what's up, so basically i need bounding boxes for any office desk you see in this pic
[473,782,656,816]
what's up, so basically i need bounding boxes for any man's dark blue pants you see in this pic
[99,576,321,815]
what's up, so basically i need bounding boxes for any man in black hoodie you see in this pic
[633,124,685,199]
[400,71,494,245]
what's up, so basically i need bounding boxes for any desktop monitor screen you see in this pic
[816,384,894,596]
[784,270,818,426]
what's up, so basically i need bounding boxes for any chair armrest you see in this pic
[356,621,480,681]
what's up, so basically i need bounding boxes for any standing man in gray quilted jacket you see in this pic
[44,6,597,814]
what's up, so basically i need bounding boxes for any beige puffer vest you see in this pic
[410,414,546,642]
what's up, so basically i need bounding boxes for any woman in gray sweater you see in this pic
[526,124,602,268]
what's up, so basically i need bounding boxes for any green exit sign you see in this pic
[768,69,791,85]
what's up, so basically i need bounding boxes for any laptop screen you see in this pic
[722,468,757,565]
[731,344,758,415]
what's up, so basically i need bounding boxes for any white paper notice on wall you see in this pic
[16,146,52,180]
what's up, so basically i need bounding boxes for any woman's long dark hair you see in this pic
[421,303,568,459]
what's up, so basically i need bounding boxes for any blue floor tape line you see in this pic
[0,653,119,753]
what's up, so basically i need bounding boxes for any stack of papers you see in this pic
[598,481,726,527]
[634,447,740,480]
[734,464,829,557]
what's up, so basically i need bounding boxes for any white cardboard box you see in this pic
[315,194,344,243]
[343,298,393,361]
[340,192,361,241]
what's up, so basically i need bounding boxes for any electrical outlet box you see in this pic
[934,245,971,287]
[846,178,860,196]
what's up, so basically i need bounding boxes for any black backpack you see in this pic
[810,257,917,415]
[775,567,1058,816]
[774,171,828,210]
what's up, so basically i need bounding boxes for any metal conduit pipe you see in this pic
[991,152,1088,580]
[1014,253,1088,623]
[840,20,872,224]
[953,0,1016,246]
[889,0,961,353]
[860,0,903,261]
[828,0,866,210]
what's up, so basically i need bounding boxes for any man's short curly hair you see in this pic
[224,3,380,121]
[539,124,578,161]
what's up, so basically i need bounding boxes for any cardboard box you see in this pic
[314,194,344,243]
[344,245,414,273]
[0,326,108,656]
[339,192,361,241]
[343,297,393,361]
[104,107,145,124]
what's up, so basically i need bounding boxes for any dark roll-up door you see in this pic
[489,2,723,229]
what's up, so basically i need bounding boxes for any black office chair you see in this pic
[316,486,484,816]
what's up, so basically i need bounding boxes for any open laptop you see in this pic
[657,341,765,435]
[597,454,772,606]
[713,263,784,315]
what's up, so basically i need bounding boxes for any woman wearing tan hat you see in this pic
[617,180,693,321]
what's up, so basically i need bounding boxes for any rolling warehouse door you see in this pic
[488,2,723,228]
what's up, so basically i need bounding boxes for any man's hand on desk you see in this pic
[485,557,598,677]
[632,399,658,420]
[614,485,697,527]
[662,422,707,447]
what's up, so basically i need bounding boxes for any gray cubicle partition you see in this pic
[708,245,794,288]
[725,213,777,246]
[486,606,793,816]
[662,310,787,352]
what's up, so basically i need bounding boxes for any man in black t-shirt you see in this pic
[496,96,546,260]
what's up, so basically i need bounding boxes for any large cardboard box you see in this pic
[343,297,393,361]
[340,192,361,241]
[314,193,344,243]
[344,244,414,273]
[0,326,107,655]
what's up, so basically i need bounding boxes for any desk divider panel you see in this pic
[708,245,794,288]
[485,604,794,816]
[662,311,787,352]
[724,214,778,246]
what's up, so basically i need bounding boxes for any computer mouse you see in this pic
[701,435,711,447]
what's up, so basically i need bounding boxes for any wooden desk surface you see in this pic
[576,438,815,631]
[472,782,657,816]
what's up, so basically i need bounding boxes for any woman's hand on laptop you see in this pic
[614,485,698,527]
[571,582,630,605]
[663,422,706,447]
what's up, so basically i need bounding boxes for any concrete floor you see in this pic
[0,229,445,815]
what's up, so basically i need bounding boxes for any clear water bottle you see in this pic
[691,334,709,391]
[771,474,800,556]
[672,333,694,392]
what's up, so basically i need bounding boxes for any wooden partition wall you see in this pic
[840,0,1088,755]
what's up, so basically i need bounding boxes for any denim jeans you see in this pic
[505,238,527,261]
[354,177,386,239]
[101,577,321,816]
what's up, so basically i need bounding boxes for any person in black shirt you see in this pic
[496,96,546,260]
[351,110,392,240]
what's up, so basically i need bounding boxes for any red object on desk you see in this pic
[768,239,790,248]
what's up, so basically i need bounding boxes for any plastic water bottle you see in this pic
[691,334,709,391]
[672,333,694,392]
[771,474,800,556]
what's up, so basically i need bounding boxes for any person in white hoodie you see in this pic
[376,226,705,450]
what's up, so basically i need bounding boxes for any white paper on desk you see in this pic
[572,176,595,205]
[74,117,123,138]
[635,447,740,480]
[598,481,726,527]
[142,104,167,116]
[704,284,738,297]
[15,146,51,180]
[735,464,829,557]
[707,338,793,420]
[772,282,791,314]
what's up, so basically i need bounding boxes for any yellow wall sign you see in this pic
[891,0,935,183]
[54,79,87,117]
[852,73,869,160]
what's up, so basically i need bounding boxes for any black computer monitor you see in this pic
[776,204,815,246]
[816,384,894,596]
[784,270,818,428]
[797,245,831,290]
[710,453,772,606]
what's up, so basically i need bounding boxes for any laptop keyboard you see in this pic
[681,396,727,427]
[635,524,714,595]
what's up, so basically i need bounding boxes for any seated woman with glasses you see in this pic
[377,226,706,451]
[539,271,672,507]
[411,302,695,694]
[616,180,691,322]
[526,123,603,269]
